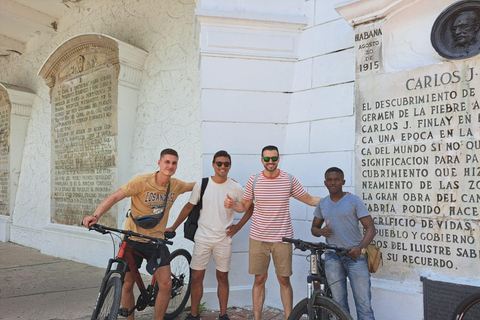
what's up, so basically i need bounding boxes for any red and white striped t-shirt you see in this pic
[243,170,307,242]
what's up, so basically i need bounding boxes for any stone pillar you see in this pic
[195,2,307,168]
[0,84,35,242]
[194,0,306,309]
[38,34,147,260]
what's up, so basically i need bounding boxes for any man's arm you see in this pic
[348,215,375,259]
[187,182,195,191]
[226,203,254,237]
[83,188,127,227]
[225,196,253,214]
[297,193,321,207]
[358,215,376,248]
[165,202,195,233]
[311,216,332,238]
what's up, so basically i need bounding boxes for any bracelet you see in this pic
[92,214,99,220]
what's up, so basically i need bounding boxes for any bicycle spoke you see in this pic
[164,249,192,320]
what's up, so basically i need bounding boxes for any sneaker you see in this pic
[185,313,201,320]
[219,314,230,320]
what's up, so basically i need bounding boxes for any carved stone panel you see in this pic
[0,87,10,216]
[356,59,480,279]
[39,35,120,227]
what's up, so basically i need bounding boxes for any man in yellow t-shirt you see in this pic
[83,148,194,320]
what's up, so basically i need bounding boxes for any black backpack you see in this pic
[184,177,208,242]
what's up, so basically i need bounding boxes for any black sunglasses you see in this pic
[215,161,231,167]
[263,156,279,162]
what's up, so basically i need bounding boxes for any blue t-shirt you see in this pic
[313,193,370,249]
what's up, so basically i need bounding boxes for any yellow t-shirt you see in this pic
[121,171,190,241]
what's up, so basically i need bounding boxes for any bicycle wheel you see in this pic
[452,292,480,320]
[161,249,192,320]
[92,276,122,320]
[288,297,353,320]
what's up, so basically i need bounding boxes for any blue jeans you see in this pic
[324,251,375,320]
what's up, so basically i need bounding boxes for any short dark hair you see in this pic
[262,145,279,157]
[160,148,178,159]
[213,150,231,163]
[325,167,344,177]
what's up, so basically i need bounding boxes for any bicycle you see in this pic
[452,291,480,320]
[89,224,192,320]
[282,237,353,320]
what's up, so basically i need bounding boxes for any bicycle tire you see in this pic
[161,249,192,320]
[92,276,122,320]
[452,292,480,320]
[288,296,353,320]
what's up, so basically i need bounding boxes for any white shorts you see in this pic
[190,236,233,272]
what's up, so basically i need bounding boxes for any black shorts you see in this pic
[125,239,170,274]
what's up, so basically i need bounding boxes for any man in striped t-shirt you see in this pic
[224,145,320,320]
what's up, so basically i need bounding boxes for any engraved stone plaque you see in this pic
[39,35,120,227]
[0,87,10,216]
[356,59,480,279]
[355,21,383,76]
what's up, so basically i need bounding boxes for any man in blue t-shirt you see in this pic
[311,167,376,320]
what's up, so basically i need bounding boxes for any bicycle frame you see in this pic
[94,239,157,318]
[305,251,331,319]
[283,237,350,320]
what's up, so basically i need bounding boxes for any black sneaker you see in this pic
[219,314,230,320]
[185,313,201,320]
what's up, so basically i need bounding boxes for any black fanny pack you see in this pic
[129,182,170,229]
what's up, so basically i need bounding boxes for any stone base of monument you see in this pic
[0,215,11,242]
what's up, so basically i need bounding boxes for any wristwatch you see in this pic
[358,245,366,254]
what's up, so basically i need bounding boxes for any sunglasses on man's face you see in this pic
[215,161,231,167]
[263,156,279,162]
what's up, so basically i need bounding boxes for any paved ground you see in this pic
[0,241,285,320]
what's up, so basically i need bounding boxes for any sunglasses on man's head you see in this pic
[215,161,231,167]
[263,156,279,162]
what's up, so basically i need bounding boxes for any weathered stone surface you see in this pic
[356,57,480,279]
[39,35,120,227]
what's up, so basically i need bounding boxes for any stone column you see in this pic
[0,84,35,242]
[194,0,306,308]
[38,34,147,259]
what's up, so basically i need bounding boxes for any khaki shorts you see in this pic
[190,236,233,272]
[249,238,292,277]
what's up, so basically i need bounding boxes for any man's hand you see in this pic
[226,224,240,237]
[348,245,362,259]
[321,220,332,237]
[83,215,97,228]
[224,194,234,208]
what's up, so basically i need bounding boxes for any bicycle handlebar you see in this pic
[89,224,174,246]
[282,237,350,257]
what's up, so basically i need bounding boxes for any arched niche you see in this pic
[38,34,147,228]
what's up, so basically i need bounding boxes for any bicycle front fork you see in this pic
[307,253,324,319]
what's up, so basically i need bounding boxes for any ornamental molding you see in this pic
[335,0,418,26]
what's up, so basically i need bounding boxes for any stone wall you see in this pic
[0,0,201,255]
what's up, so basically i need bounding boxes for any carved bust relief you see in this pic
[431,1,480,59]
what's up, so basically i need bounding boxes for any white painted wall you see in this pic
[1,0,462,318]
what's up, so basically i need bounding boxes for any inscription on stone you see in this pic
[0,90,9,215]
[355,23,383,75]
[52,69,117,226]
[356,60,480,278]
